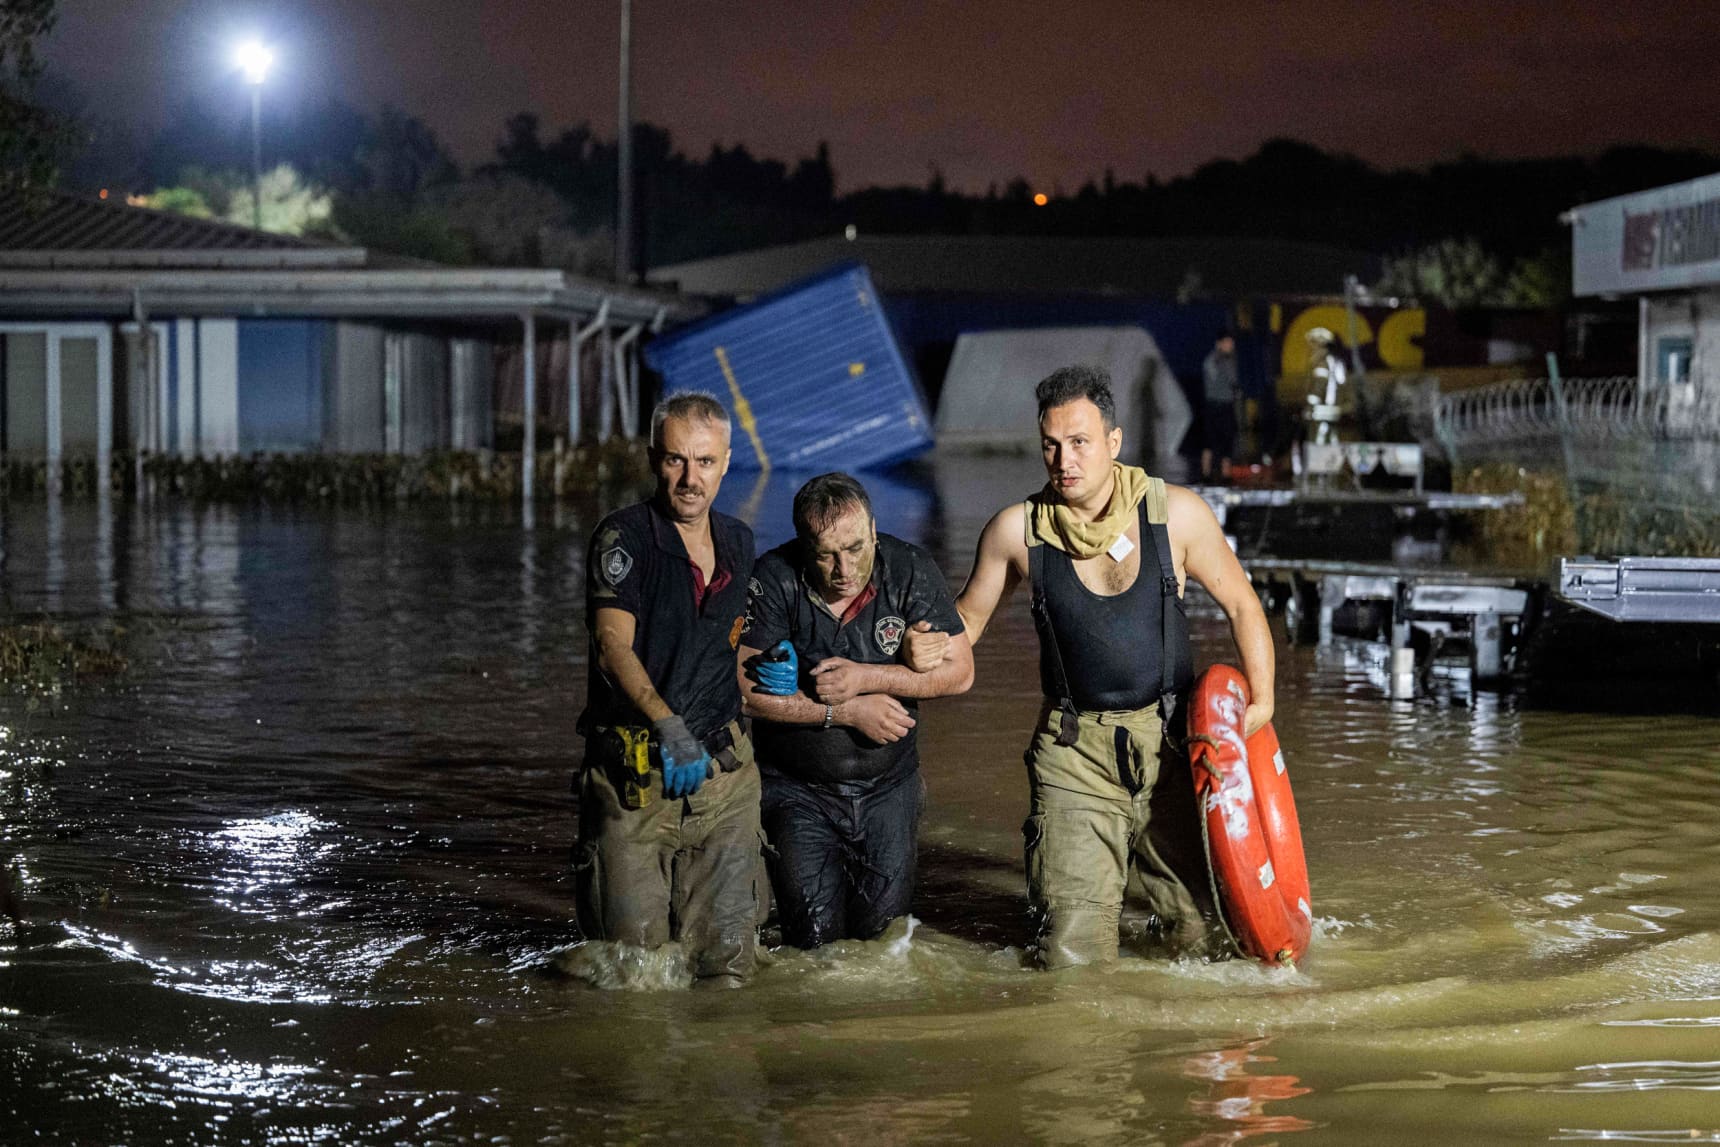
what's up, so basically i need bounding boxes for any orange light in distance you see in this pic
[1033,192,1049,206]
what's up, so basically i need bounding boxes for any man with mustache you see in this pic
[909,365,1274,968]
[739,472,973,948]
[575,392,761,987]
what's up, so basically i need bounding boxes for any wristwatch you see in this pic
[822,703,835,729]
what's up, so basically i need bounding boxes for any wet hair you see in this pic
[650,391,731,447]
[1035,364,1116,430]
[792,472,874,541]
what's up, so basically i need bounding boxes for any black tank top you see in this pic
[1031,501,1194,712]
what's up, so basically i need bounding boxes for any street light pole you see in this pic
[615,0,632,283]
[235,40,273,231]
[249,84,262,230]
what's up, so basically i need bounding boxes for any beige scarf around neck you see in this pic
[1026,462,1151,558]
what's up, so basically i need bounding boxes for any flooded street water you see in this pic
[3,455,1719,1145]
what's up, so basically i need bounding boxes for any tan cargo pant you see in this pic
[574,728,766,987]
[1023,704,1215,969]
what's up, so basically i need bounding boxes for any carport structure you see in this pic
[0,192,696,502]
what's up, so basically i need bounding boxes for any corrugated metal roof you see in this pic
[0,191,700,325]
[0,190,344,258]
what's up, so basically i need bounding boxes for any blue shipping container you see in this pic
[644,263,932,472]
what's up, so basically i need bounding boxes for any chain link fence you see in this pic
[1432,375,1720,555]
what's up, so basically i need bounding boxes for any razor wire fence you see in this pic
[1433,376,1720,449]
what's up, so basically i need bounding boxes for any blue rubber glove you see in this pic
[654,715,710,799]
[754,640,799,696]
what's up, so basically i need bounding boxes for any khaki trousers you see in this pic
[574,730,765,985]
[1024,705,1213,969]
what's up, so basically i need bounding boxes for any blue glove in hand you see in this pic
[654,715,710,799]
[754,640,799,696]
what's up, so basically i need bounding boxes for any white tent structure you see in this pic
[936,325,1190,476]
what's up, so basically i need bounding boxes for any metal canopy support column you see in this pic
[598,322,614,441]
[45,329,61,496]
[569,300,608,445]
[131,289,153,495]
[522,311,536,505]
[612,322,643,441]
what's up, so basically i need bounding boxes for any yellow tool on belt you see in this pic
[616,726,654,809]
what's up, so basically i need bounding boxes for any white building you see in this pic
[1570,170,1720,391]
[0,191,690,481]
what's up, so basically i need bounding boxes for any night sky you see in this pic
[41,0,1720,193]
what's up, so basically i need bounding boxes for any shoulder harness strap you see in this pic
[1028,536,1082,747]
[1141,485,1181,724]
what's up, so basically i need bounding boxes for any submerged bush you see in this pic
[0,621,128,689]
[1455,464,1720,562]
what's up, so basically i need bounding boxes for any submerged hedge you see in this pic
[0,440,652,503]
[1454,464,1720,563]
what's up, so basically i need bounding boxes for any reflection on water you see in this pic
[3,459,1719,1144]
[1181,1038,1313,1144]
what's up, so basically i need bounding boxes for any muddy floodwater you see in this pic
[3,455,1719,1145]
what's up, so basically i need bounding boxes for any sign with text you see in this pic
[1572,171,1720,296]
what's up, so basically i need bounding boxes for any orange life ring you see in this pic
[1186,664,1312,967]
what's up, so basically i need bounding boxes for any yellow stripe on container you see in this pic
[713,345,770,470]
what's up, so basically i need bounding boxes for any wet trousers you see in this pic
[1023,704,1212,968]
[574,731,764,985]
[760,765,924,948]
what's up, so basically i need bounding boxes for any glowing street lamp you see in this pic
[233,40,273,229]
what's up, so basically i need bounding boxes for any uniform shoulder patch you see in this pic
[874,615,906,656]
[600,545,634,587]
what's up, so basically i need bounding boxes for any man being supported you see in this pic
[575,391,761,988]
[909,366,1275,968]
[740,473,974,948]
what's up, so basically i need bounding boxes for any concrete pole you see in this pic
[599,322,614,441]
[522,312,537,505]
[570,300,609,445]
[612,323,643,440]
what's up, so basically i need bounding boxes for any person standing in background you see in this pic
[1200,333,1241,483]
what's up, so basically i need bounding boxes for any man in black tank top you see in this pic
[911,365,1276,968]
[739,473,973,948]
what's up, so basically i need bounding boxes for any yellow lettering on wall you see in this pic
[1281,305,1373,378]
[1378,309,1427,370]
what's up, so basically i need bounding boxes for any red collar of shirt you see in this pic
[837,582,878,625]
[689,560,732,611]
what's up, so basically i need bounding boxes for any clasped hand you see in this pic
[752,640,799,696]
[902,620,949,672]
[652,714,710,799]
[807,657,876,704]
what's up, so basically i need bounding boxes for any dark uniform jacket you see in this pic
[581,499,755,741]
[745,533,962,795]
